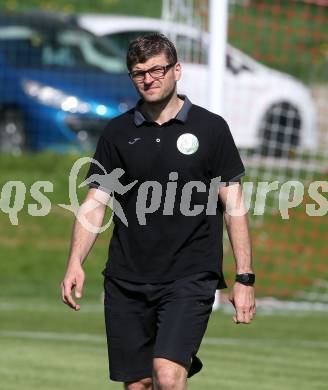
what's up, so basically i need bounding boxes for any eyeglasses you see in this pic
[129,63,175,82]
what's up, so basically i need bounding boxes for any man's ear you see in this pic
[174,62,182,81]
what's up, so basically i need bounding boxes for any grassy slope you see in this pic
[228,2,328,82]
[0,152,110,300]
[0,0,163,17]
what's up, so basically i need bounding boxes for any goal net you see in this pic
[162,0,328,303]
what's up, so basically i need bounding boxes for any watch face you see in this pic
[242,274,250,283]
[236,273,255,285]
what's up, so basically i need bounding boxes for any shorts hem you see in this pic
[153,353,203,378]
[153,353,190,370]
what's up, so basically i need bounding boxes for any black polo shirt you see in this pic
[86,95,245,288]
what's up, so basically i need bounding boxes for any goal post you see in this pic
[208,0,229,116]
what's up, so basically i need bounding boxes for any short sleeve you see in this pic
[210,116,245,183]
[85,135,112,189]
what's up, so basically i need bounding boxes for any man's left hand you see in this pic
[229,283,256,324]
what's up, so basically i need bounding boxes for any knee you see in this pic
[153,360,187,389]
[124,377,152,390]
[153,368,175,389]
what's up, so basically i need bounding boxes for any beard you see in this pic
[138,82,176,106]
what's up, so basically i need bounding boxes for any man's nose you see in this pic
[143,72,154,84]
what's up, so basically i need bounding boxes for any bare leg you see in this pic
[153,358,188,390]
[124,377,153,390]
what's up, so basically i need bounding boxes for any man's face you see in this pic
[130,53,181,103]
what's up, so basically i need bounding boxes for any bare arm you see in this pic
[220,183,253,274]
[61,188,110,310]
[219,183,256,324]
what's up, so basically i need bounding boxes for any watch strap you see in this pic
[235,273,255,286]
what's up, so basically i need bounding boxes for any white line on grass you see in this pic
[2,299,328,314]
[0,301,104,313]
[0,330,105,343]
[1,330,328,350]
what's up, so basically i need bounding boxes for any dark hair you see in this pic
[126,33,178,71]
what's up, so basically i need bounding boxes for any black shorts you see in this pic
[103,271,218,382]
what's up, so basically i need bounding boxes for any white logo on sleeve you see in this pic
[177,133,199,155]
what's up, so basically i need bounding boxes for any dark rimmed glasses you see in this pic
[129,63,175,83]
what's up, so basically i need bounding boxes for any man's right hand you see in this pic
[61,261,85,311]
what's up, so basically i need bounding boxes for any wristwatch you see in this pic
[235,273,255,286]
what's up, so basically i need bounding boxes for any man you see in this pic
[61,34,256,390]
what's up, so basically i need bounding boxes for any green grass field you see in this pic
[1,297,328,390]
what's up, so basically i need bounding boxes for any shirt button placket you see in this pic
[156,127,162,149]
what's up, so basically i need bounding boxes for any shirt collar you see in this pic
[133,94,192,126]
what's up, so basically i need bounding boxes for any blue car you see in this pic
[0,12,138,153]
